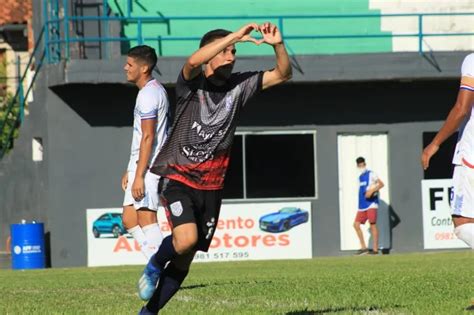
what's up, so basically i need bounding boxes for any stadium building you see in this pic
[1,0,472,267]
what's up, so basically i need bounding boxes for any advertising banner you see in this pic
[421,179,468,249]
[87,201,312,266]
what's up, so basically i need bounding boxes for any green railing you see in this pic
[42,0,474,62]
[0,27,46,159]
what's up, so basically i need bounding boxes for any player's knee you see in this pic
[353,222,360,229]
[137,210,157,227]
[122,212,137,230]
[454,223,474,249]
[173,234,197,255]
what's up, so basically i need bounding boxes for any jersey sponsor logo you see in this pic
[181,144,214,162]
[191,121,225,141]
[170,201,184,217]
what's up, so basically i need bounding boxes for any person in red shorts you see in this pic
[353,157,384,255]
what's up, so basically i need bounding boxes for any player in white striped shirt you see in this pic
[121,45,169,259]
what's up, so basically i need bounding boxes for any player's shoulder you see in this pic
[229,71,262,88]
[231,71,260,81]
[143,80,167,94]
[462,53,474,65]
[139,80,168,101]
[461,53,474,76]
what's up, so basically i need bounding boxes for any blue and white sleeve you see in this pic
[137,92,158,120]
[460,53,474,92]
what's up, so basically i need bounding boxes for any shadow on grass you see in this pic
[181,279,275,291]
[181,284,208,290]
[286,305,404,314]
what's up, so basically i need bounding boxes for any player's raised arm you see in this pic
[183,23,262,81]
[260,22,292,90]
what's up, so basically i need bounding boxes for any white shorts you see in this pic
[123,170,160,211]
[451,164,474,218]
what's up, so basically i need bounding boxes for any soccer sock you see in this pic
[127,225,151,259]
[146,262,189,313]
[454,223,474,249]
[142,223,164,258]
[151,235,177,269]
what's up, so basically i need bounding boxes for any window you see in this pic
[224,130,317,200]
[422,132,457,179]
[223,135,243,199]
[32,137,43,162]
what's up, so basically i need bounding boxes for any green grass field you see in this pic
[0,251,472,314]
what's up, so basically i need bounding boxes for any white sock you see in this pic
[142,223,164,257]
[454,223,474,249]
[127,225,152,259]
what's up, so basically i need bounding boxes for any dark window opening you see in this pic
[223,135,243,199]
[245,134,315,198]
[423,132,457,179]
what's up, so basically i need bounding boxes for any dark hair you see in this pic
[200,29,232,48]
[356,157,366,164]
[127,45,157,74]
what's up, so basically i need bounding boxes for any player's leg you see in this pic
[122,206,151,259]
[453,216,474,248]
[138,224,197,301]
[368,208,379,254]
[138,179,197,301]
[137,209,157,227]
[136,209,163,258]
[353,211,368,254]
[141,187,222,313]
[122,205,138,229]
[369,224,379,253]
[142,250,196,314]
[137,172,164,255]
[451,165,474,248]
[123,172,152,259]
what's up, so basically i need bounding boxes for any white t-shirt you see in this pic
[453,53,474,166]
[127,79,169,172]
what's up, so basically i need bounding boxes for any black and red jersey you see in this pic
[150,70,263,190]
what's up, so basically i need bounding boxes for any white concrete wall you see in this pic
[370,0,474,52]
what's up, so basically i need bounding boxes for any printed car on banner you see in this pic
[86,202,312,267]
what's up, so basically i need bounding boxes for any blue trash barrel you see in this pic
[10,222,46,269]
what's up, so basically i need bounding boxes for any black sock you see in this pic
[151,235,177,269]
[146,262,189,312]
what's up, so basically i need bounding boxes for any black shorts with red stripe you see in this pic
[158,178,222,252]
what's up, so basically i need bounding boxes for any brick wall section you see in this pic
[0,0,33,51]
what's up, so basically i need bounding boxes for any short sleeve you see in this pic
[176,69,203,99]
[137,90,158,120]
[370,171,379,184]
[460,53,474,92]
[234,71,264,106]
[157,88,169,121]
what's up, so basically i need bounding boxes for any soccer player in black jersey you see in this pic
[138,22,292,314]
